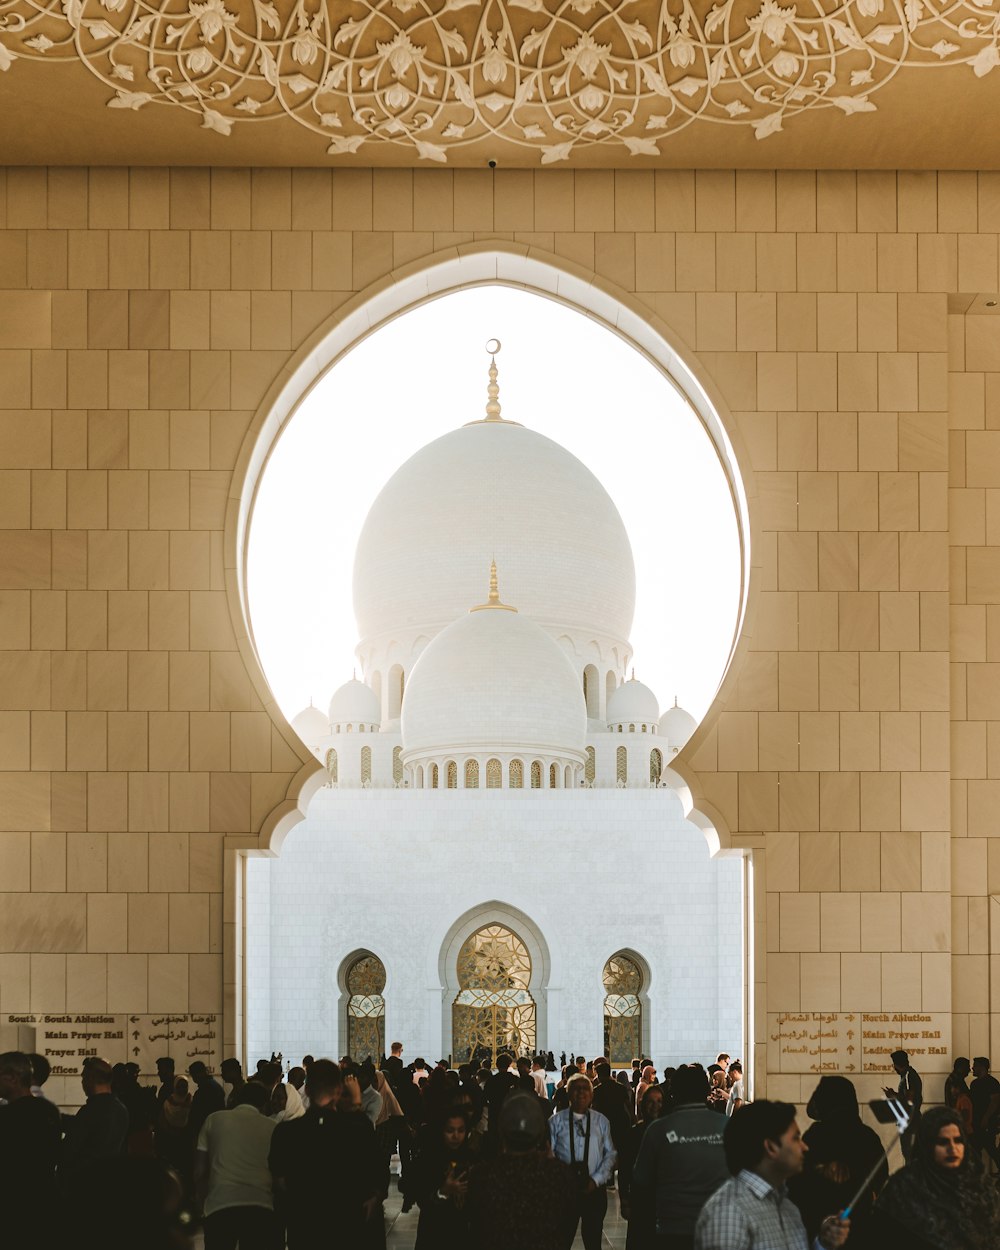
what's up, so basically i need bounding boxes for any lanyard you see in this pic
[568,1111,591,1167]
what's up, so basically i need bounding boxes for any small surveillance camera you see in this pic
[488,159,497,169]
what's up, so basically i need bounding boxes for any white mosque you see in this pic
[246,345,743,1070]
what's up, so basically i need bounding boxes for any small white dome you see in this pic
[291,704,330,745]
[661,699,698,751]
[607,677,660,727]
[328,679,380,727]
[400,592,586,763]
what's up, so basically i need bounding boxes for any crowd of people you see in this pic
[1,1041,999,1249]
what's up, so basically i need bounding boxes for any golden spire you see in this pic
[464,337,522,427]
[471,560,517,612]
[485,338,502,420]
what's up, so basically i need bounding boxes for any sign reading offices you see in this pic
[767,1012,951,1076]
[0,1013,220,1077]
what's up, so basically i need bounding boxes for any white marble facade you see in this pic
[245,787,743,1068]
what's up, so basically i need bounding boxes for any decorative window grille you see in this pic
[465,759,479,789]
[530,761,542,789]
[486,758,502,788]
[616,745,627,785]
[361,746,371,784]
[585,746,595,783]
[509,759,523,788]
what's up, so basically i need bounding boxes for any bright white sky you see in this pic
[248,287,742,726]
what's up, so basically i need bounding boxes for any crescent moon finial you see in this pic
[484,336,503,420]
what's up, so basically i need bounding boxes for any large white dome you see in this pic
[400,596,587,763]
[353,420,635,650]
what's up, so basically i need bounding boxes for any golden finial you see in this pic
[485,338,502,421]
[464,337,522,427]
[471,559,517,612]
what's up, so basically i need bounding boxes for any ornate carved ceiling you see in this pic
[1,0,999,166]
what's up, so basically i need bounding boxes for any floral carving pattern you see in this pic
[2,0,1000,162]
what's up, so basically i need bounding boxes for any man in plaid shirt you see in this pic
[695,1101,850,1250]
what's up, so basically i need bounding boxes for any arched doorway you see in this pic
[452,923,536,1066]
[230,244,756,1071]
[603,951,643,1065]
[345,952,386,1062]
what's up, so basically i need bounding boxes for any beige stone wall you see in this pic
[0,165,996,1100]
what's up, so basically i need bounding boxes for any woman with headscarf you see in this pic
[411,1108,473,1250]
[789,1074,888,1241]
[619,1085,664,1250]
[634,1063,657,1117]
[868,1105,1000,1250]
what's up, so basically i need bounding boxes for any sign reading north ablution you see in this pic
[768,1012,951,1075]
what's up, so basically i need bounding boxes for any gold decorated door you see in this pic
[452,924,536,1065]
[346,953,386,1061]
[602,952,643,1065]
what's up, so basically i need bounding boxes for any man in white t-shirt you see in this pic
[531,1057,549,1100]
[195,1081,277,1248]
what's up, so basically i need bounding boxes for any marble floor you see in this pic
[190,1178,629,1249]
[382,1180,629,1249]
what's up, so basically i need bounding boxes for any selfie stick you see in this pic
[839,1094,911,1220]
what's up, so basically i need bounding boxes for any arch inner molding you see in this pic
[2,0,999,164]
[226,241,756,859]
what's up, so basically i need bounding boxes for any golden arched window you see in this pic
[530,760,542,789]
[650,748,662,784]
[603,951,642,1065]
[346,952,386,1061]
[430,762,439,788]
[585,746,596,783]
[465,759,479,788]
[326,748,338,784]
[447,760,457,789]
[549,763,557,788]
[509,759,523,788]
[392,745,403,784]
[486,758,502,788]
[616,745,627,784]
[361,745,372,784]
[453,924,536,1067]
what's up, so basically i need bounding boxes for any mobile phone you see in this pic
[869,1099,900,1124]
